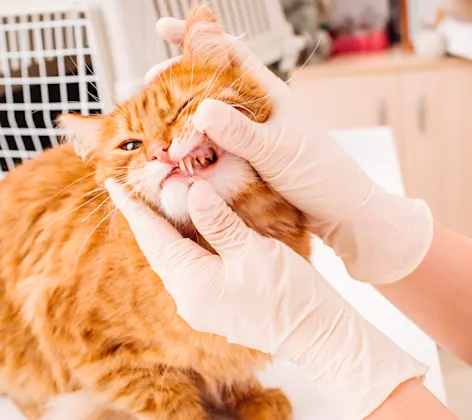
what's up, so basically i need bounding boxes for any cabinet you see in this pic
[291,51,472,237]
[401,67,472,237]
[292,74,401,130]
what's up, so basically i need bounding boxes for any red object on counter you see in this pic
[333,30,389,55]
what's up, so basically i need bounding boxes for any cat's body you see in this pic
[0,145,309,419]
[0,6,311,419]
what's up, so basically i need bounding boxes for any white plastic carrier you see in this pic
[0,0,299,177]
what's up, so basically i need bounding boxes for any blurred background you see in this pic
[1,0,472,418]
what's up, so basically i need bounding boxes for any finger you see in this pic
[188,180,252,258]
[156,17,186,45]
[193,99,268,165]
[106,179,182,250]
[106,179,213,275]
[145,55,183,84]
[224,35,288,94]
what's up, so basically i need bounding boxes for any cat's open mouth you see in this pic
[161,146,219,186]
[177,146,218,175]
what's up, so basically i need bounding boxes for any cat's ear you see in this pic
[57,114,105,159]
[183,4,232,68]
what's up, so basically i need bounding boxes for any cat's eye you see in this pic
[119,140,143,151]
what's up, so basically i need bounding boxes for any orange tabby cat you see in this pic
[0,5,310,420]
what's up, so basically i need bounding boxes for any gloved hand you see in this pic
[106,178,427,420]
[147,17,434,285]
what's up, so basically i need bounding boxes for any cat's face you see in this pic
[59,6,271,224]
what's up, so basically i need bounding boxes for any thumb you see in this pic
[105,179,209,274]
[155,17,186,45]
[192,99,268,165]
[188,180,252,258]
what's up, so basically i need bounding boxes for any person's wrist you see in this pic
[312,185,433,284]
[275,287,428,420]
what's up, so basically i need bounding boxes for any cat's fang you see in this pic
[179,160,186,173]
[184,156,194,175]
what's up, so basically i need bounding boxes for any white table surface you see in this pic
[0,127,445,420]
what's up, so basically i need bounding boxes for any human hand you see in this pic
[148,17,433,285]
[106,178,427,420]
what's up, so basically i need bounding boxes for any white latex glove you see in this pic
[148,18,434,285]
[106,178,427,420]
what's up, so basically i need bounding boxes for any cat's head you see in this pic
[59,5,272,225]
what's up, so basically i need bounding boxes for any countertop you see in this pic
[0,127,445,420]
[293,48,470,78]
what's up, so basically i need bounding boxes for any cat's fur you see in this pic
[0,6,311,419]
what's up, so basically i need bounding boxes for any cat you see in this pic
[0,5,311,420]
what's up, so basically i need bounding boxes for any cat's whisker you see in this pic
[184,54,196,127]
[174,55,234,149]
[83,150,99,167]
[48,167,134,199]
[107,183,139,235]
[224,103,256,120]
[48,189,109,226]
[48,171,101,199]
[226,93,274,108]
[81,196,111,222]
[83,184,107,197]
[155,69,170,98]
[113,104,128,122]
[196,56,235,109]
[47,171,131,226]
[212,54,253,102]
[65,50,118,105]
[72,206,118,283]
[160,68,172,97]
[107,184,142,233]
[169,58,176,92]
[283,36,323,87]
[63,183,106,207]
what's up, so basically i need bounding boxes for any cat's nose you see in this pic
[147,144,173,164]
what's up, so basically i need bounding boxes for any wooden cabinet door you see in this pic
[400,67,472,237]
[290,73,401,132]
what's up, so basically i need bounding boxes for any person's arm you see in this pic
[107,178,431,420]
[367,379,457,420]
[377,222,472,364]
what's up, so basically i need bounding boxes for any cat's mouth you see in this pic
[177,146,218,174]
[161,146,219,186]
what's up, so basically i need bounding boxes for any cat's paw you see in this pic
[235,387,292,420]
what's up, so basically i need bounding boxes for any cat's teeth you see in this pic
[184,156,194,175]
[179,160,186,173]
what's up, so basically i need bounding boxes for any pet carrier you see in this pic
[0,0,302,177]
